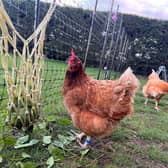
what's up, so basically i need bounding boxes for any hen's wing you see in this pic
[84,68,139,120]
[143,79,168,98]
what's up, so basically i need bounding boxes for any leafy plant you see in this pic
[14,135,39,149]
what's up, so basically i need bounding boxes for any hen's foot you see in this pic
[76,133,91,149]
[144,99,148,106]
[76,132,85,141]
[77,138,89,149]
[154,106,159,111]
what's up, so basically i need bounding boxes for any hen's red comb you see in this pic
[70,48,75,58]
[68,49,76,64]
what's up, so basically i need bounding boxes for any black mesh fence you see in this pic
[0,0,129,122]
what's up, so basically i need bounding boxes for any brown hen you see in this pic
[143,69,168,110]
[62,49,139,148]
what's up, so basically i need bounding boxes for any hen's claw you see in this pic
[144,98,148,106]
[76,138,89,149]
[154,106,159,111]
[76,133,91,149]
[76,132,85,141]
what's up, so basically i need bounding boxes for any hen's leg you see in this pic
[144,98,148,106]
[77,135,91,149]
[154,99,160,111]
[76,132,85,141]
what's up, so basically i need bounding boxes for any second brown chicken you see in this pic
[143,69,168,111]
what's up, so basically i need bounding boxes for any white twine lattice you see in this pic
[0,0,56,130]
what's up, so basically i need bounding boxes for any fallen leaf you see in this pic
[15,135,29,146]
[22,152,31,159]
[43,136,51,145]
[14,139,39,149]
[46,156,54,168]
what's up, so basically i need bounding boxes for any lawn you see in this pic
[0,59,168,168]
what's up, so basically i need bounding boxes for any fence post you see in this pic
[33,0,40,63]
[34,0,40,30]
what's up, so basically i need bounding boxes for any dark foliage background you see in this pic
[3,0,168,75]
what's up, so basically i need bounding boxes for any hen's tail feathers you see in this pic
[119,67,140,95]
[148,69,160,80]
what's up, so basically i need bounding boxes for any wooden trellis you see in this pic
[0,0,56,130]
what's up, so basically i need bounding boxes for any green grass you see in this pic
[0,59,168,168]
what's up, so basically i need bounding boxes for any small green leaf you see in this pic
[58,135,69,145]
[46,156,54,168]
[38,122,46,129]
[45,115,56,122]
[0,155,2,163]
[0,139,4,151]
[22,152,31,159]
[67,135,76,142]
[16,161,24,168]
[53,140,64,149]
[0,145,3,152]
[59,118,71,125]
[14,139,39,149]
[48,145,65,161]
[58,134,75,145]
[80,149,90,156]
[15,135,29,146]
[48,144,55,154]
[3,136,17,146]
[23,161,38,168]
[43,136,51,145]
[80,149,90,162]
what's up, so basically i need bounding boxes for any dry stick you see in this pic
[116,28,125,71]
[0,13,12,123]
[0,14,9,52]
[12,31,23,124]
[105,5,119,79]
[118,33,127,71]
[118,38,128,71]
[109,14,123,78]
[0,8,23,57]
[113,14,123,70]
[12,32,17,83]
[0,6,26,43]
[25,45,31,125]
[97,0,115,79]
[34,0,40,31]
[124,39,129,56]
[27,2,56,43]
[123,39,129,69]
[83,0,98,68]
[38,29,46,100]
